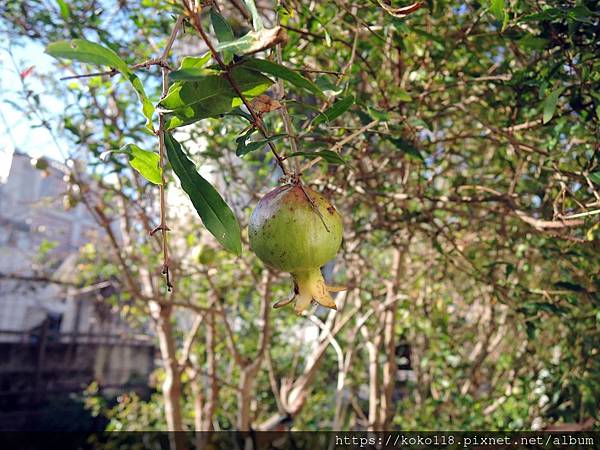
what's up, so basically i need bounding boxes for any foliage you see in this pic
[1,0,599,433]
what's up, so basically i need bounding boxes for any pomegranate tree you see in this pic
[249,184,344,314]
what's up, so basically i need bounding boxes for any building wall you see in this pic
[0,153,102,336]
[0,153,156,430]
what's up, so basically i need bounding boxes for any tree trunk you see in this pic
[204,309,218,431]
[150,301,185,450]
[237,272,271,430]
[190,374,206,448]
[366,339,380,431]
[380,247,406,429]
[237,368,256,430]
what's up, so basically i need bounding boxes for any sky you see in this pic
[0,40,66,181]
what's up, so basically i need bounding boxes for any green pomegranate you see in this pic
[249,184,344,314]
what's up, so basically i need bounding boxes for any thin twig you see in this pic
[59,59,174,81]
[184,0,288,176]
[275,14,300,175]
[300,120,379,173]
[155,14,185,291]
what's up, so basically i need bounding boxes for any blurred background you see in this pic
[0,0,599,433]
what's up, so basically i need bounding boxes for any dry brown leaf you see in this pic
[251,95,282,114]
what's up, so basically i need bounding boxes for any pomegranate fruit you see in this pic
[249,184,344,314]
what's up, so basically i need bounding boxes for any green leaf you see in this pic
[181,54,212,69]
[408,117,431,131]
[519,8,562,22]
[489,0,504,22]
[242,58,324,97]
[210,9,235,64]
[46,39,154,130]
[165,134,242,255]
[387,137,424,161]
[312,95,355,126]
[489,0,506,24]
[542,87,565,124]
[411,27,446,48]
[316,76,343,96]
[517,35,548,50]
[235,127,258,154]
[367,107,390,122]
[100,144,162,185]
[554,281,586,292]
[215,26,285,56]
[244,0,264,31]
[287,150,346,165]
[170,54,213,81]
[236,133,286,157]
[46,39,129,72]
[568,5,597,24]
[210,9,235,42]
[589,172,600,185]
[396,89,412,102]
[170,68,215,81]
[160,67,273,129]
[56,0,70,20]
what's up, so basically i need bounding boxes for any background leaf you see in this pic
[244,0,264,31]
[287,150,346,165]
[543,87,565,124]
[165,134,241,255]
[489,0,505,23]
[56,0,70,20]
[387,137,424,161]
[312,95,355,126]
[236,133,286,157]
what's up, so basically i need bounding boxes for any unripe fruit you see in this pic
[249,184,345,314]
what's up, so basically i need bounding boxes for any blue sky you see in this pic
[0,40,66,181]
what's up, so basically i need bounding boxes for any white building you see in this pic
[0,152,137,341]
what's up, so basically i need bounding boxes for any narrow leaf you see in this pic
[244,0,264,31]
[489,0,505,23]
[312,95,355,127]
[46,39,129,71]
[46,39,154,129]
[242,58,324,97]
[542,87,565,124]
[589,172,600,185]
[165,134,242,255]
[554,281,586,292]
[287,150,346,165]
[237,134,287,157]
[210,9,235,42]
[396,89,411,102]
[517,35,548,50]
[387,137,424,161]
[56,0,70,20]
[316,76,343,96]
[210,9,234,64]
[215,27,287,56]
[100,144,162,185]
